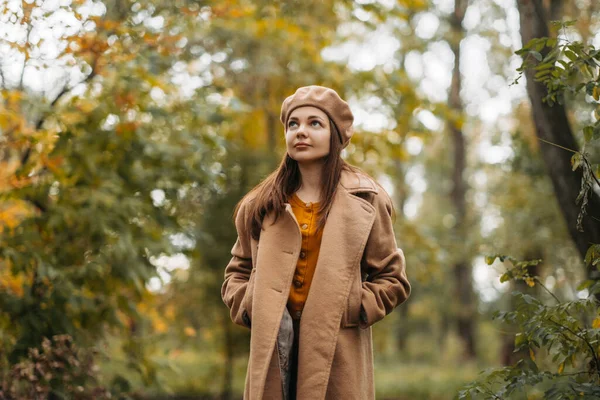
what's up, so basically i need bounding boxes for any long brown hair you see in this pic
[233,118,387,241]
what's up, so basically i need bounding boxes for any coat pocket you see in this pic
[243,268,257,322]
[341,267,365,328]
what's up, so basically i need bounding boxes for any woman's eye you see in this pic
[288,120,321,127]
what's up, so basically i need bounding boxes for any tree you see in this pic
[516,0,600,274]
[0,0,211,386]
[447,0,477,360]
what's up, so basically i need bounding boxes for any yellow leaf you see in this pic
[0,202,30,229]
[592,317,600,329]
[165,304,176,320]
[42,155,65,177]
[526,277,535,287]
[77,99,97,114]
[529,348,535,361]
[593,86,600,101]
[184,327,196,337]
[60,111,85,125]
[153,318,168,333]
[0,269,28,298]
[6,90,23,104]
[116,310,128,325]
[558,362,564,374]
[238,109,267,149]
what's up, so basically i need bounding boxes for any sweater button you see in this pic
[295,310,302,318]
[301,223,308,230]
[293,279,303,288]
[300,251,306,259]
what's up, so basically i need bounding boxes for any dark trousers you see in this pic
[289,317,301,400]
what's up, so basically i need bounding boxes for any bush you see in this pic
[0,334,112,400]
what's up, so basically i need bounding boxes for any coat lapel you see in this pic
[248,203,301,400]
[295,172,378,399]
[250,169,379,400]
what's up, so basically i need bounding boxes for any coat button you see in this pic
[299,251,306,259]
[301,223,308,230]
[305,202,311,207]
[295,310,302,318]
[293,279,303,288]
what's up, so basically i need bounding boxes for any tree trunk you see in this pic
[516,0,600,282]
[393,159,409,351]
[449,0,477,360]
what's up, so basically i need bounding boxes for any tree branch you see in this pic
[20,57,99,169]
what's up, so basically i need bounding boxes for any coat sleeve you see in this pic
[359,191,411,329]
[221,199,253,329]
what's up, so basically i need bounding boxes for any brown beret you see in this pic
[280,85,354,149]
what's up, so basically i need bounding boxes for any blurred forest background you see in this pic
[0,0,599,399]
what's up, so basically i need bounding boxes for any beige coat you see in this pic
[221,169,411,399]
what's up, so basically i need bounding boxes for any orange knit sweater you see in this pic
[287,192,324,320]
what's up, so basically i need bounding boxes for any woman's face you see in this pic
[285,106,331,165]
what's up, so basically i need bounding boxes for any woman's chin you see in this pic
[293,155,328,165]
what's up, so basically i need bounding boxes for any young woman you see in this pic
[221,85,411,400]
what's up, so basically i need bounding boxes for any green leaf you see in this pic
[534,40,546,52]
[580,64,593,78]
[534,62,554,71]
[583,126,593,143]
[523,37,542,50]
[594,124,600,140]
[571,153,582,171]
[534,69,551,79]
[542,47,560,63]
[485,255,497,265]
[515,332,526,347]
[584,244,600,267]
[531,51,543,62]
[515,47,528,56]
[565,50,578,61]
[576,279,594,291]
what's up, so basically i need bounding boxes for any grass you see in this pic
[96,320,503,400]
